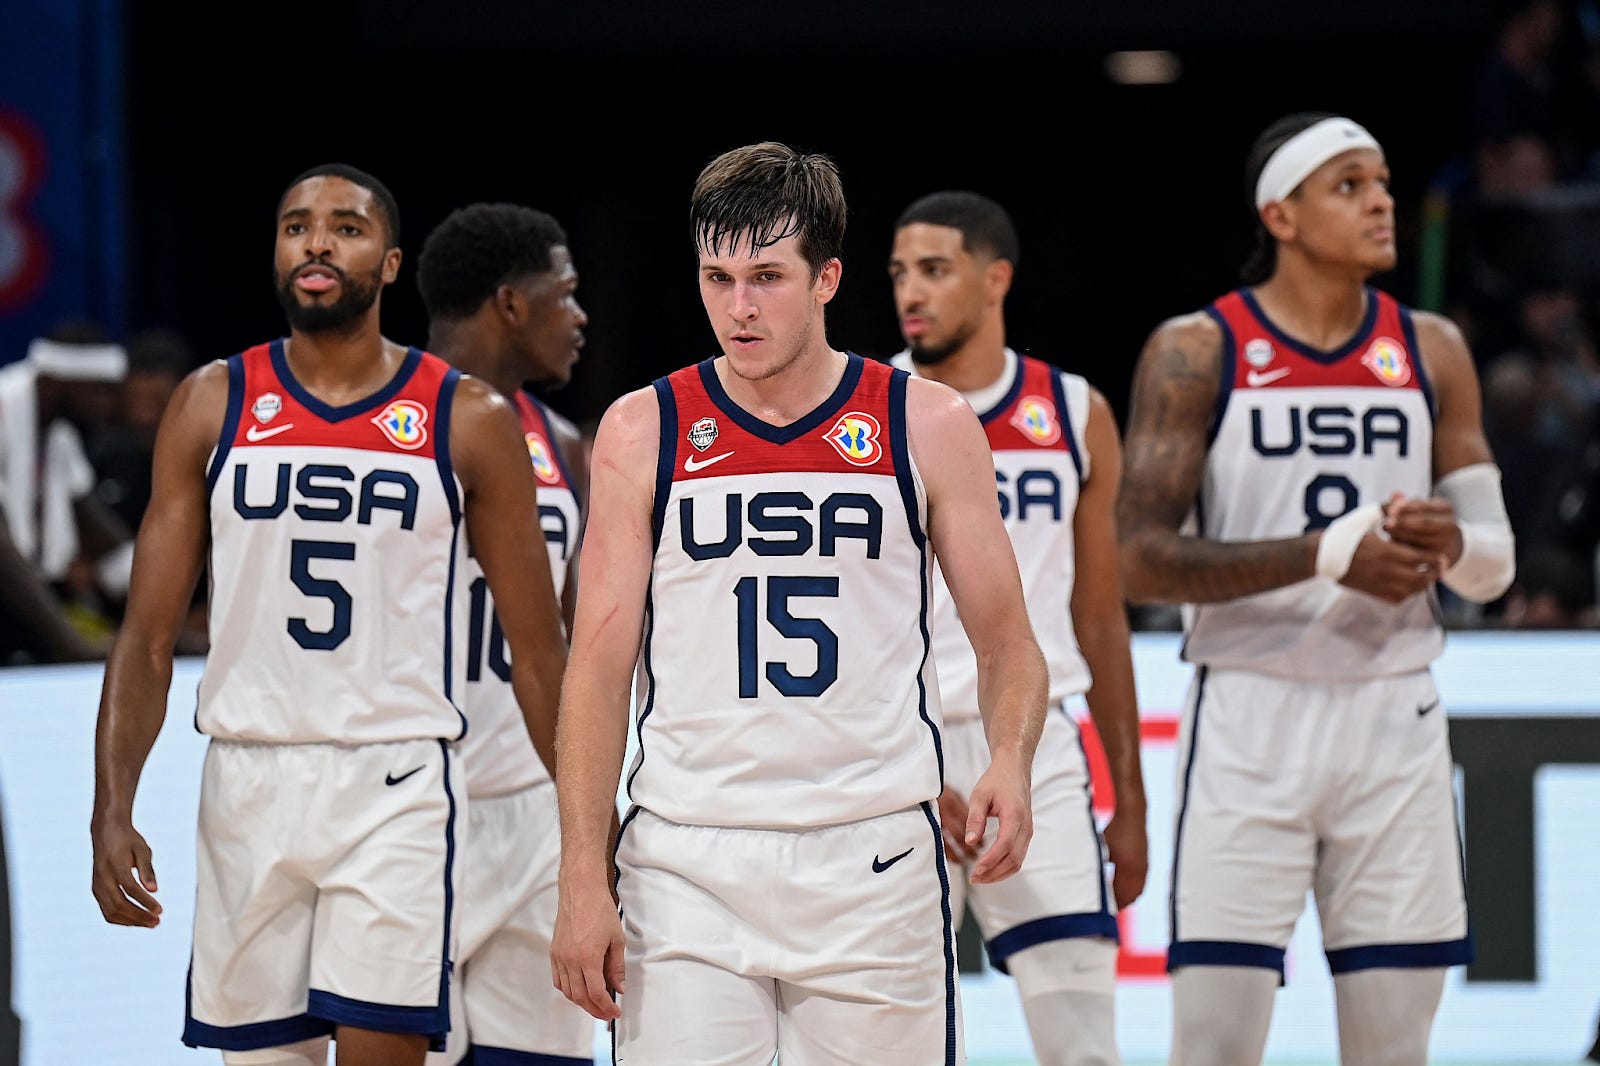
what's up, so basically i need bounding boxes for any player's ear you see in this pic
[1259,201,1296,244]
[815,257,843,305]
[986,257,1014,302]
[381,247,403,285]
[495,283,523,324]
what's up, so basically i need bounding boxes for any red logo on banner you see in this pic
[0,109,49,314]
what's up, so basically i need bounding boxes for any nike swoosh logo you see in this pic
[246,422,295,442]
[1417,699,1440,717]
[385,766,424,786]
[872,846,914,873]
[1246,367,1291,388]
[683,451,733,472]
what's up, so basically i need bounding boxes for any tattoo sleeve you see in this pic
[1116,318,1317,604]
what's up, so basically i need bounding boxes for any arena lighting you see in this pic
[1105,49,1182,85]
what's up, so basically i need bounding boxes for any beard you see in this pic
[907,337,960,366]
[274,261,383,334]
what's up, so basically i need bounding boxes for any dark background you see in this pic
[124,1,1497,431]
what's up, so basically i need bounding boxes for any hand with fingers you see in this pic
[966,754,1033,885]
[1339,497,1449,604]
[935,786,979,868]
[550,878,626,1021]
[1102,806,1149,911]
[1382,492,1463,568]
[90,817,162,928]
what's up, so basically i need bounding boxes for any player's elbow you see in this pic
[1118,532,1168,605]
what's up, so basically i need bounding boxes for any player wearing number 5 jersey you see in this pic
[550,142,1049,1066]
[1117,114,1515,1066]
[90,165,568,1066]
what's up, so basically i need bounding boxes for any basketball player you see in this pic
[888,190,1148,1066]
[415,202,596,1066]
[1117,114,1515,1066]
[549,142,1049,1065]
[89,165,569,1066]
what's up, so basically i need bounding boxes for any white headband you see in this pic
[1254,117,1382,210]
[26,337,128,382]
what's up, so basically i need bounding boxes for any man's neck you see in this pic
[427,318,516,399]
[1254,259,1372,350]
[717,345,847,427]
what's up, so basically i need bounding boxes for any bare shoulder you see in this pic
[590,386,661,466]
[1137,309,1226,380]
[903,373,975,426]
[166,358,232,438]
[450,373,517,426]
[1410,310,1476,371]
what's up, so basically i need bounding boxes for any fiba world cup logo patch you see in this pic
[525,431,560,484]
[688,416,719,452]
[251,392,283,424]
[371,399,429,450]
[1009,395,1061,446]
[825,411,882,466]
[1361,337,1412,387]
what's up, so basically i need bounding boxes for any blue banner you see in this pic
[0,0,125,366]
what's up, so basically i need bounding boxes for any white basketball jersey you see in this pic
[457,390,583,798]
[630,353,943,829]
[1182,287,1444,679]
[198,340,469,743]
[893,349,1093,719]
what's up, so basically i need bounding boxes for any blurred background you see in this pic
[2,0,1599,1063]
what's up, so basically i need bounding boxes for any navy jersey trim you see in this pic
[1237,286,1380,365]
[626,588,658,801]
[697,351,865,444]
[471,1048,593,1065]
[887,368,927,551]
[1397,305,1439,424]
[268,338,425,423]
[1168,665,1208,945]
[650,377,676,548]
[976,353,1027,425]
[987,912,1121,972]
[182,1004,333,1050]
[206,354,246,495]
[1048,366,1085,482]
[1168,939,1286,975]
[1201,304,1236,448]
[434,737,459,1046]
[920,801,959,1066]
[306,989,448,1048]
[1076,719,1111,916]
[436,369,462,522]
[1325,937,1473,974]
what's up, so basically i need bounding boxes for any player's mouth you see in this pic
[729,331,763,350]
[294,264,342,294]
[900,316,930,339]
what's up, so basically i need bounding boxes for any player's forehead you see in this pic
[1305,146,1388,185]
[890,221,967,264]
[279,175,378,221]
[698,229,807,272]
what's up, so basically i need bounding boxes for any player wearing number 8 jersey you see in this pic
[1117,114,1515,1066]
[90,165,568,1066]
[549,142,1049,1066]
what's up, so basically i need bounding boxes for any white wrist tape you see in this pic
[1435,463,1515,602]
[1314,502,1385,581]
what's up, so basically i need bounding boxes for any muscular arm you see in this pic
[551,388,656,1020]
[91,361,224,927]
[1117,313,1321,604]
[1070,388,1148,910]
[453,378,569,778]
[910,377,1047,884]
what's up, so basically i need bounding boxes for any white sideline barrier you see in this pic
[0,631,1596,1063]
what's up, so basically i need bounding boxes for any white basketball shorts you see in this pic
[429,781,595,1065]
[1167,667,1472,977]
[183,738,463,1052]
[612,804,963,1066]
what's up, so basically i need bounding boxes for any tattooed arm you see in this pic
[1117,313,1445,606]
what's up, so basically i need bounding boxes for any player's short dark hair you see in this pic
[690,141,846,278]
[277,162,400,248]
[415,203,569,320]
[1240,111,1340,285]
[895,190,1020,267]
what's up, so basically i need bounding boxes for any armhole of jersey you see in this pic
[204,354,246,495]
[1397,305,1439,425]
[887,368,928,549]
[534,395,586,505]
[1056,370,1091,484]
[435,368,462,523]
[650,377,676,549]
[1201,305,1236,447]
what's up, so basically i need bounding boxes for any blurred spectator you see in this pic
[89,326,194,532]
[1498,543,1598,626]
[0,322,135,664]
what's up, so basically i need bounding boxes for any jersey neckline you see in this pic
[268,338,424,423]
[1236,286,1380,365]
[695,351,866,445]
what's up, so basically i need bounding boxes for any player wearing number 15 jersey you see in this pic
[91,165,567,1066]
[1118,114,1515,1066]
[550,142,1049,1066]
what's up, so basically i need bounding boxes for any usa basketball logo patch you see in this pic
[825,411,882,466]
[1361,337,1412,387]
[371,400,429,449]
[1010,395,1061,446]
[251,392,283,424]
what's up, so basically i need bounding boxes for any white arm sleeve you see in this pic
[1435,462,1515,603]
